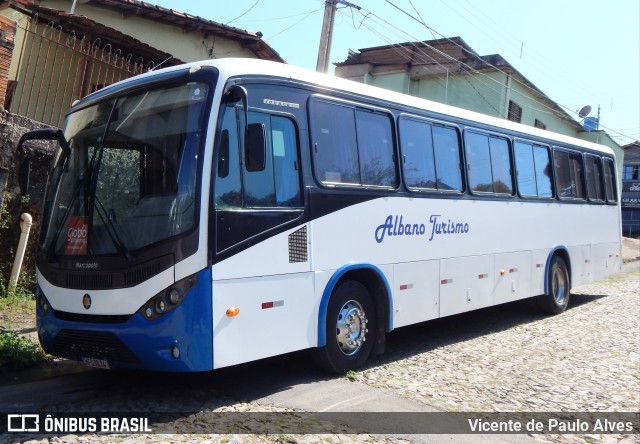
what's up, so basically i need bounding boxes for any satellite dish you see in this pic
[578,105,592,119]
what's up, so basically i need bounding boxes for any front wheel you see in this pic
[313,280,376,374]
[536,256,570,314]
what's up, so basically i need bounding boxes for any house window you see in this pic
[534,119,546,130]
[623,165,640,180]
[507,100,522,123]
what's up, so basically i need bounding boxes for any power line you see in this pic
[225,0,262,25]
[264,7,324,42]
[339,1,636,142]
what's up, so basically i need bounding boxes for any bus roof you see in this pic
[79,58,615,157]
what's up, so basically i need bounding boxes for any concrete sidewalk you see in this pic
[622,237,640,263]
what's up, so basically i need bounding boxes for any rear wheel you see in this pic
[536,256,570,314]
[313,280,376,374]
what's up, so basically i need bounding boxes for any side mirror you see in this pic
[18,155,30,195]
[245,123,266,172]
[16,127,69,195]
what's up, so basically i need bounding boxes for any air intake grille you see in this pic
[66,273,113,290]
[56,255,173,290]
[54,330,140,364]
[124,262,161,286]
[288,226,308,263]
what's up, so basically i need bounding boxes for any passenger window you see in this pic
[515,142,537,196]
[465,132,493,193]
[489,137,513,194]
[603,158,617,203]
[533,145,553,197]
[569,152,585,199]
[432,126,463,191]
[399,119,437,189]
[399,118,462,192]
[515,142,553,198]
[465,131,512,195]
[311,99,397,188]
[313,101,360,185]
[554,149,585,200]
[356,110,396,187]
[585,155,605,202]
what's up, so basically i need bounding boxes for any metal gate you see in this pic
[8,15,164,128]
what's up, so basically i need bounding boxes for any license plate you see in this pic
[82,357,110,369]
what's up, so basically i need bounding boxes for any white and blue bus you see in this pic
[17,58,621,373]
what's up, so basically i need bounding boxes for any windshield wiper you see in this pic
[93,195,134,261]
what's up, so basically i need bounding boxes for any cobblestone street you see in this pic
[2,261,639,444]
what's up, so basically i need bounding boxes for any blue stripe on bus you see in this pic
[37,267,213,372]
[317,263,393,348]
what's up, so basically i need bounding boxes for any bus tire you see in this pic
[536,256,570,314]
[313,280,376,374]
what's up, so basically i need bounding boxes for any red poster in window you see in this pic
[64,216,88,255]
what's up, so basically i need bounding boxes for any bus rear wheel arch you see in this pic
[536,255,571,314]
[313,279,377,374]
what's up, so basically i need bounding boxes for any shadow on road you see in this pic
[0,289,609,419]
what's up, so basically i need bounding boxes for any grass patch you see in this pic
[0,293,35,314]
[598,271,640,284]
[0,328,50,373]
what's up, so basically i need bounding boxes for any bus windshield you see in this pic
[41,82,210,257]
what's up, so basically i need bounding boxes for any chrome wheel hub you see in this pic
[336,300,368,356]
[552,266,568,304]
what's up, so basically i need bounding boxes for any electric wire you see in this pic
[344,1,636,143]
[225,0,262,25]
[440,0,639,119]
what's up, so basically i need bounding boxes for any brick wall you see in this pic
[0,15,15,110]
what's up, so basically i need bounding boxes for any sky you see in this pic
[149,0,639,145]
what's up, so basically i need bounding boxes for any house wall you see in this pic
[0,14,15,108]
[412,71,507,119]
[40,0,256,62]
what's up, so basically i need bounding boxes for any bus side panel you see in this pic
[211,224,314,369]
[211,272,315,369]
[592,242,622,281]
[439,255,494,317]
[494,251,532,305]
[392,260,440,328]
[568,245,592,287]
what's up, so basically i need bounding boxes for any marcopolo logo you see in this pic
[375,214,470,243]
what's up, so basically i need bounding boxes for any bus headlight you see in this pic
[36,287,50,313]
[168,288,182,305]
[138,273,197,321]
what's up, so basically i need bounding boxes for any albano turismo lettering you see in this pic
[375,214,470,243]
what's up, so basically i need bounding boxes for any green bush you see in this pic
[0,328,50,373]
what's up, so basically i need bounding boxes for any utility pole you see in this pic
[316,0,337,73]
[316,0,361,73]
